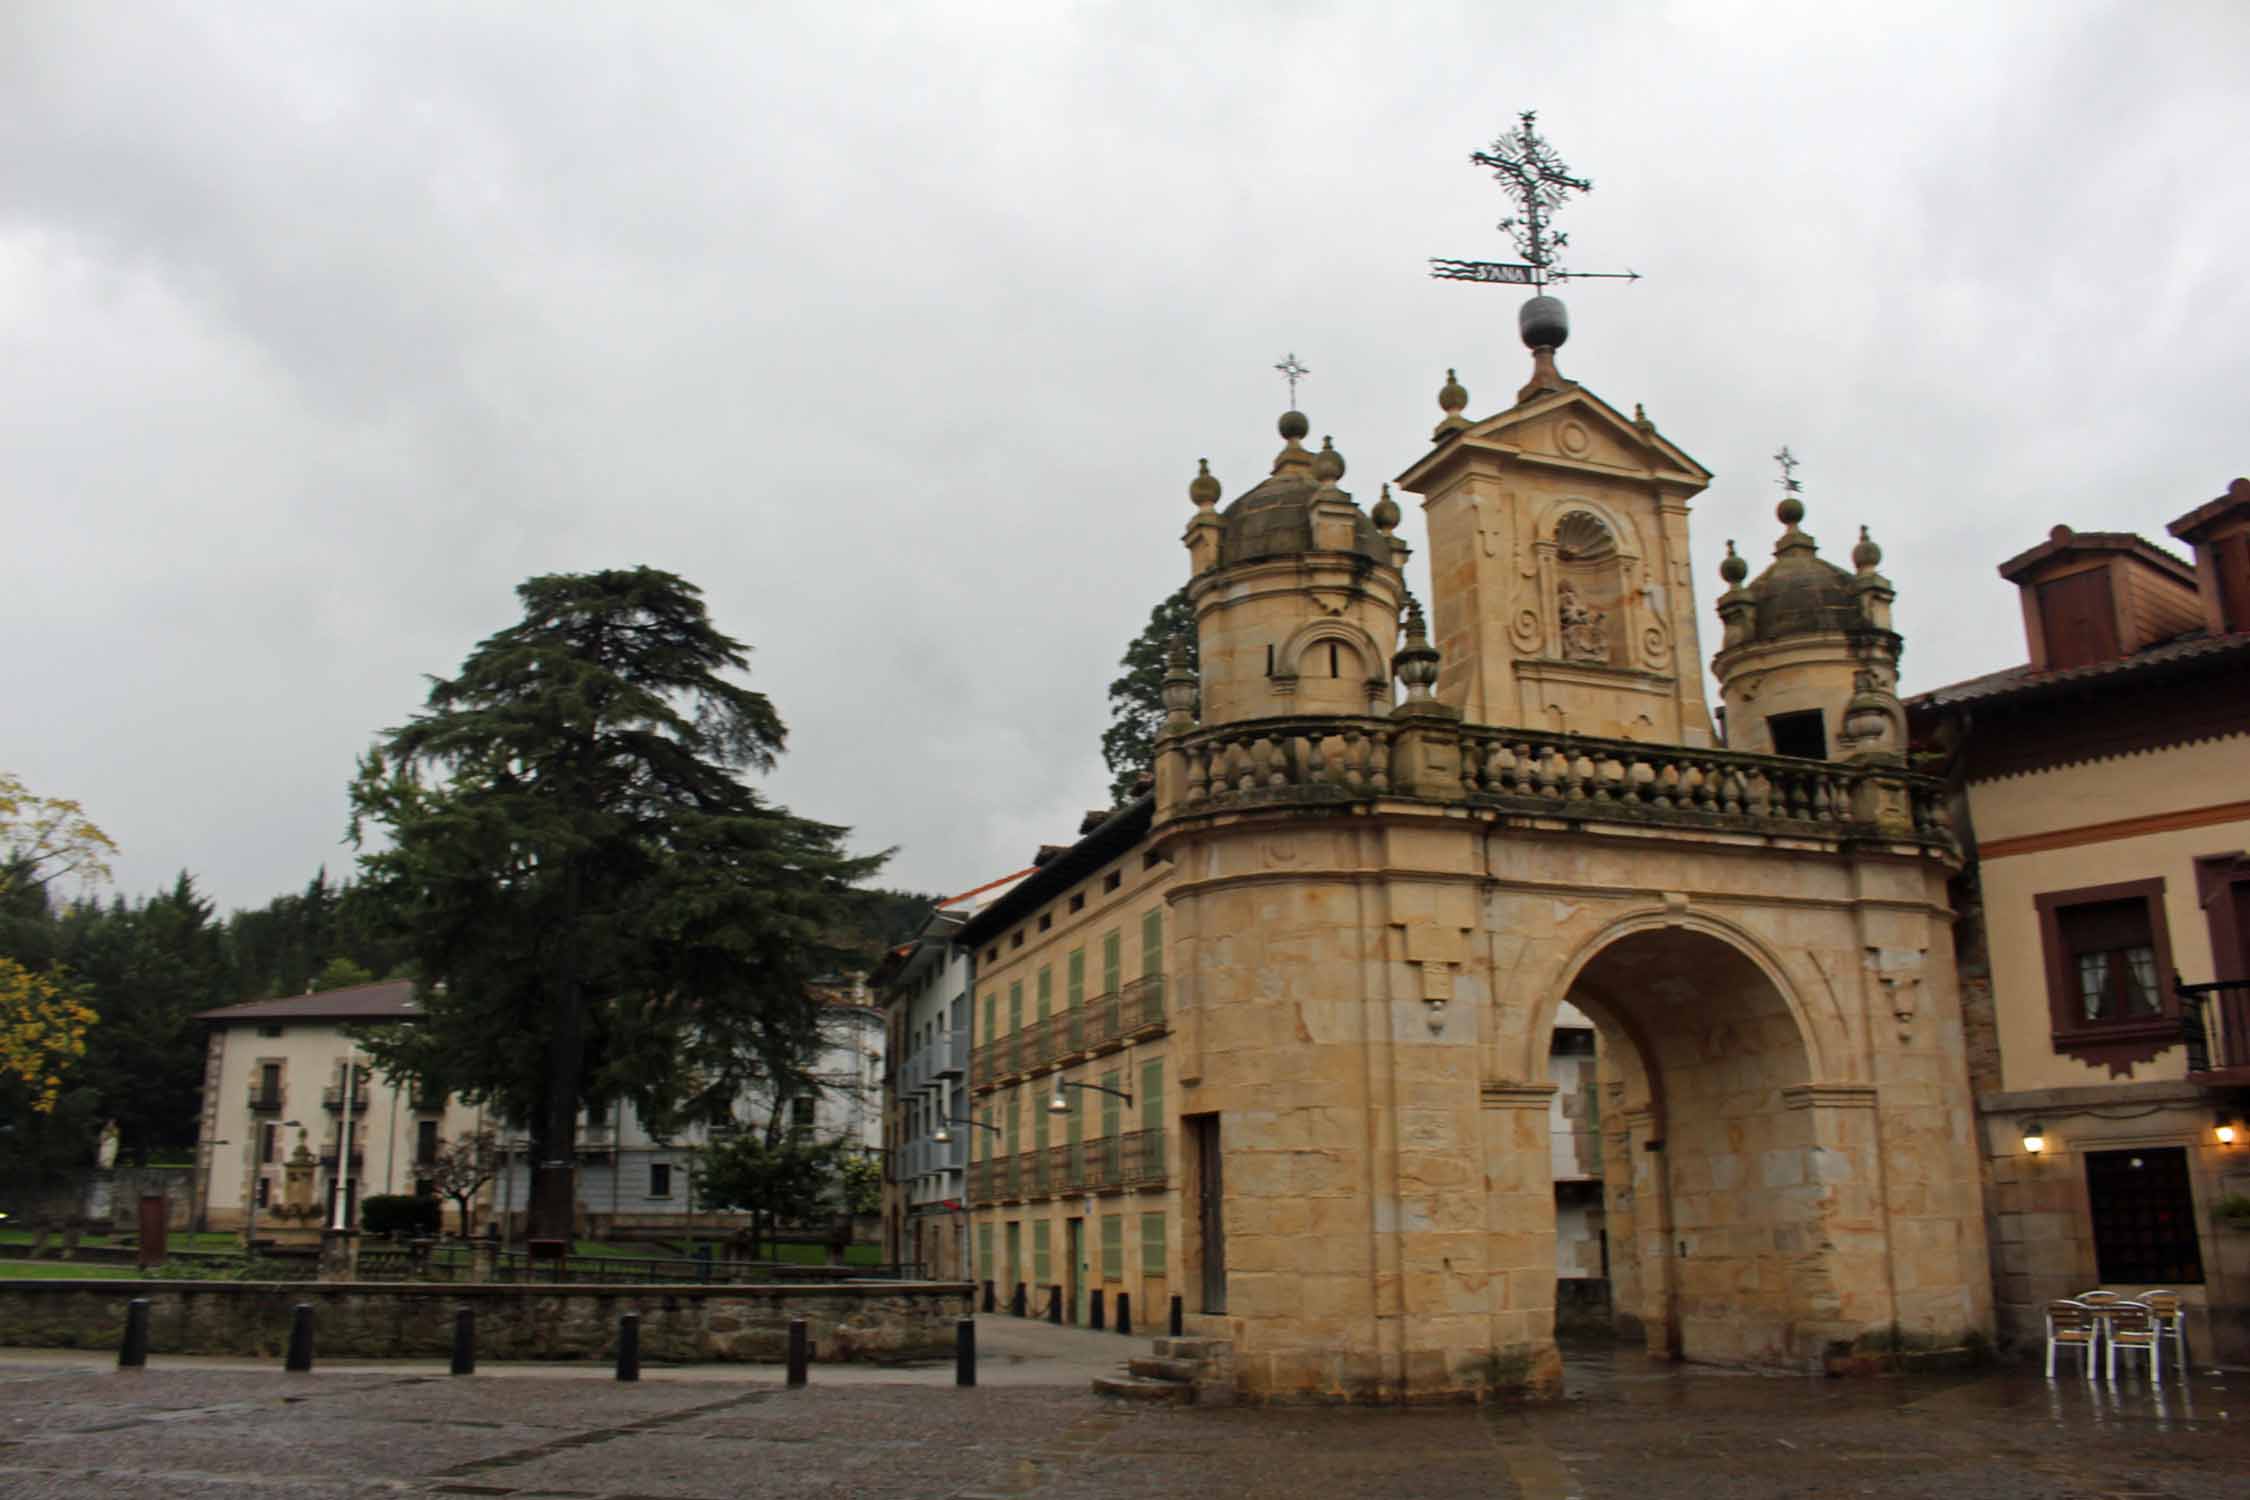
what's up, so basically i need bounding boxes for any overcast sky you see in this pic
[6,2,2247,915]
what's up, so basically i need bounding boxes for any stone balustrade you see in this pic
[1161,713,1951,847]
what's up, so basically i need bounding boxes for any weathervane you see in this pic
[1429,111,1639,290]
[1275,352,1310,407]
[1774,445,1802,499]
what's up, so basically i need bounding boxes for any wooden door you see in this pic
[1193,1115,1226,1314]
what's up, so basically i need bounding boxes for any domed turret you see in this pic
[1712,450,1904,763]
[1177,404,1411,732]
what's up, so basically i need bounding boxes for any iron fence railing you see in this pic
[965,1131,1168,1205]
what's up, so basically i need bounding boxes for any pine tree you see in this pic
[1099,585,1196,806]
[348,568,884,1241]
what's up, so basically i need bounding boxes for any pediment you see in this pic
[1396,380,1710,494]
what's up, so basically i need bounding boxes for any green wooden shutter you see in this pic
[1067,949,1085,1007]
[1008,980,1023,1035]
[1140,1211,1166,1277]
[1101,931,1121,996]
[1101,1071,1121,1137]
[983,992,996,1044]
[978,1223,993,1280]
[1036,965,1052,1020]
[1034,1094,1050,1152]
[1066,1083,1082,1148]
[1140,1059,1163,1134]
[1034,1221,1051,1286]
[1140,908,1162,977]
[1004,1087,1020,1158]
[1101,1213,1123,1280]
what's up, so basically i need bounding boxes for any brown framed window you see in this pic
[2035,878,2177,1075]
[2036,567,2121,669]
[416,1119,440,1166]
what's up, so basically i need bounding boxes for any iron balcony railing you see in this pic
[247,1083,284,1112]
[970,979,1169,1094]
[321,1082,371,1113]
[966,1131,1168,1205]
[2181,976,2250,1078]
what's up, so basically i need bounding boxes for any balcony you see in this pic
[246,1083,284,1112]
[969,984,1169,1094]
[321,1082,371,1113]
[964,1131,1167,1206]
[2183,977,2250,1086]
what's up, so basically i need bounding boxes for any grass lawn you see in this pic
[0,1230,239,1253]
[0,1260,146,1281]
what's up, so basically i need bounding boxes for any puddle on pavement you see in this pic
[1550,1335,2239,1431]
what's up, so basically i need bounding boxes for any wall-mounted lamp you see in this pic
[931,1116,1001,1145]
[2021,1120,2046,1155]
[1048,1080,1134,1115]
[2218,1115,2241,1147]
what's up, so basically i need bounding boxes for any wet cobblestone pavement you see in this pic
[1,1337,2243,1499]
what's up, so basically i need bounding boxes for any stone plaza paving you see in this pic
[0,1322,2244,1500]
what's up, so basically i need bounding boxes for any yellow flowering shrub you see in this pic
[0,956,97,1113]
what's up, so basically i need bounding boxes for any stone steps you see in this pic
[1091,1373,1195,1404]
[1128,1355,1202,1382]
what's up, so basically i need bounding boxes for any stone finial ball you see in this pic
[1279,409,1310,442]
[1438,368,1468,414]
[1519,295,1569,350]
[1313,435,1345,483]
[1720,540,1748,585]
[1189,457,1221,508]
[1852,525,1882,571]
[1371,483,1401,533]
[1776,494,1805,528]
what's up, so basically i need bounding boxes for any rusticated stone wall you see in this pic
[0,1280,972,1363]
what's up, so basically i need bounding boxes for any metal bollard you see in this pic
[955,1316,976,1387]
[1048,1285,1063,1325]
[1116,1292,1131,1337]
[1010,1283,1026,1318]
[284,1304,314,1373]
[451,1307,476,1376]
[118,1298,150,1369]
[786,1317,809,1387]
[1169,1294,1184,1338]
[1089,1289,1104,1332]
[616,1313,640,1382]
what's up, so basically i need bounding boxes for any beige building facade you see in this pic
[961,320,1992,1402]
[195,982,492,1237]
[1910,484,2250,1363]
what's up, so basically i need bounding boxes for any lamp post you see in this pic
[331,1052,360,1231]
[1047,1080,1133,1113]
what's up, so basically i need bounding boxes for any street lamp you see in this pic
[1048,1080,1133,1115]
[932,1117,1002,1145]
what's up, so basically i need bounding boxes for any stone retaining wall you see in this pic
[0,1280,973,1363]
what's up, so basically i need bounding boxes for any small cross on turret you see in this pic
[1274,352,1309,408]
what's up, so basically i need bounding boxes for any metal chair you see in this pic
[2138,1290,2188,1373]
[2104,1301,2162,1384]
[2044,1299,2098,1379]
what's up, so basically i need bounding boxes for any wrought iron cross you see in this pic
[1774,445,1802,498]
[1275,353,1309,407]
[1430,110,1639,289]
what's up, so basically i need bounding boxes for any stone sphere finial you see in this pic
[1313,435,1345,484]
[1720,539,1748,586]
[1371,482,1401,534]
[1776,492,1805,529]
[1852,524,1882,572]
[1519,294,1569,350]
[1278,409,1310,442]
[1189,457,1221,510]
[1438,368,1468,415]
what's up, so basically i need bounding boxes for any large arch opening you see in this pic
[1558,924,1818,1366]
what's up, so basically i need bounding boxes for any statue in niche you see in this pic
[1558,582,1611,663]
